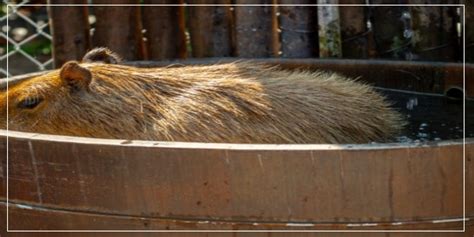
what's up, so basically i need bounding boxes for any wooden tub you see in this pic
[0,59,472,234]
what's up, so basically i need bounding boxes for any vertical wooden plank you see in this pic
[233,0,277,57]
[91,0,144,60]
[48,0,90,68]
[7,138,42,204]
[450,3,463,62]
[409,3,459,61]
[369,1,410,59]
[465,1,474,62]
[318,0,342,58]
[278,0,319,58]
[339,1,369,58]
[142,0,187,60]
[187,1,233,57]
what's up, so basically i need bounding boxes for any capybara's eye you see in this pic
[18,97,44,109]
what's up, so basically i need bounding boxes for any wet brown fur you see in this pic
[0,51,405,144]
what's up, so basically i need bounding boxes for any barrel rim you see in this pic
[1,58,470,81]
[0,129,470,150]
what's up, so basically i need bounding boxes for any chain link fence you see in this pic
[1,0,53,78]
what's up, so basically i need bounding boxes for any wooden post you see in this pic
[233,0,277,57]
[318,0,342,58]
[48,0,90,68]
[339,0,368,58]
[91,0,144,60]
[278,0,318,58]
[369,1,410,59]
[142,0,187,60]
[187,1,233,57]
[409,3,459,61]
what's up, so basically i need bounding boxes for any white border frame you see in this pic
[4,3,467,233]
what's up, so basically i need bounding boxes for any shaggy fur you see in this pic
[0,54,405,144]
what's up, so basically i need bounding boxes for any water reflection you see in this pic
[381,89,469,143]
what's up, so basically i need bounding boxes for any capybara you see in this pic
[0,48,405,144]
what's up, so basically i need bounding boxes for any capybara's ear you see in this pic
[82,47,122,64]
[59,61,92,92]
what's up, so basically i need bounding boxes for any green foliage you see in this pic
[2,38,52,57]
[1,4,7,17]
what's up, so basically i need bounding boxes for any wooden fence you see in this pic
[47,1,472,68]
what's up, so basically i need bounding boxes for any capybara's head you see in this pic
[0,48,128,137]
[1,62,93,134]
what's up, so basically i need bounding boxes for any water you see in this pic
[379,89,472,143]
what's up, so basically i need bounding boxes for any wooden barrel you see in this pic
[0,59,471,232]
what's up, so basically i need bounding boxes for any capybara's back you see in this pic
[0,48,405,144]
